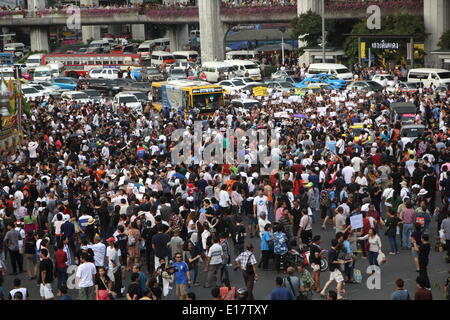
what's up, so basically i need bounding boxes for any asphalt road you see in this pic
[2,215,449,301]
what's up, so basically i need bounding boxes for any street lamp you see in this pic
[279,26,286,66]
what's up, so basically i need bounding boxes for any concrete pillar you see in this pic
[199,0,225,62]
[130,0,146,41]
[297,0,323,48]
[27,0,46,10]
[297,0,322,14]
[81,0,101,44]
[167,24,189,52]
[132,25,146,41]
[30,28,49,52]
[424,0,450,67]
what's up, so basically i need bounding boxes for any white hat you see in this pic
[252,172,259,179]
[412,184,421,189]
[418,189,428,196]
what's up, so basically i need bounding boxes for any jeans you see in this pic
[56,267,68,290]
[419,264,431,288]
[368,251,379,266]
[259,250,270,270]
[113,268,122,296]
[344,259,355,279]
[267,201,274,223]
[388,235,398,253]
[189,267,198,284]
[402,223,413,248]
[8,249,23,273]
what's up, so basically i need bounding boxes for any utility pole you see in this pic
[321,0,325,63]
[279,27,286,66]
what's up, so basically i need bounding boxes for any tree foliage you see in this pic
[291,10,323,48]
[344,14,425,65]
[438,30,450,49]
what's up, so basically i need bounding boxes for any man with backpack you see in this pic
[235,244,258,300]
[232,216,246,258]
[282,266,303,300]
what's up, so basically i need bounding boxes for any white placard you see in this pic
[350,214,363,230]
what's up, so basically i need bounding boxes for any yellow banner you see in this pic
[253,86,268,97]
[360,42,366,59]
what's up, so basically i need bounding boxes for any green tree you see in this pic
[344,14,425,66]
[291,10,323,48]
[438,30,450,49]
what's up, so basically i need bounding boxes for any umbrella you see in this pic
[292,114,308,119]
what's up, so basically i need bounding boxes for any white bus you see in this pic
[407,68,450,87]
[137,38,170,58]
[224,59,261,80]
[150,51,176,67]
[201,61,237,82]
[173,51,198,63]
[306,63,353,82]
[225,50,257,61]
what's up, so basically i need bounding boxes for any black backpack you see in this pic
[235,225,245,244]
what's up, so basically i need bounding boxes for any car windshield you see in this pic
[405,83,417,88]
[147,69,159,74]
[84,91,100,97]
[438,72,450,79]
[231,80,245,86]
[119,96,138,103]
[326,75,339,80]
[244,64,259,70]
[243,102,262,109]
[32,85,44,90]
[72,93,88,99]
[133,93,147,100]
[280,82,295,89]
[401,128,424,137]
[170,69,185,75]
[384,75,394,80]
[336,68,350,74]
[23,87,38,93]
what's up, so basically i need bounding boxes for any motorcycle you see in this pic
[285,245,328,272]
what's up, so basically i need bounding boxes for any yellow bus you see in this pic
[151,79,223,115]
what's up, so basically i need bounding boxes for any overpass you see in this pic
[0,0,447,66]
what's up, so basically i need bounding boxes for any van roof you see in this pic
[308,63,349,69]
[173,51,198,55]
[409,68,450,73]
[226,50,257,54]
[4,43,24,47]
[152,51,174,56]
[202,61,234,67]
[27,54,43,59]
[225,59,257,65]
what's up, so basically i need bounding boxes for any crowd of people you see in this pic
[0,55,449,301]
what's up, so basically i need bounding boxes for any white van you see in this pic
[4,42,27,58]
[33,66,52,81]
[173,51,198,63]
[151,51,176,67]
[407,68,450,87]
[137,38,170,58]
[88,40,111,53]
[25,54,43,70]
[0,67,15,80]
[224,59,261,81]
[47,63,63,78]
[307,63,353,82]
[201,61,237,82]
[225,50,257,61]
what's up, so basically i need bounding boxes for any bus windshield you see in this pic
[193,93,221,110]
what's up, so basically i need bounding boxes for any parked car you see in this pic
[371,73,395,87]
[400,124,426,148]
[127,91,150,106]
[21,85,42,100]
[141,67,165,81]
[113,92,142,113]
[51,77,78,90]
[61,91,92,104]
[218,79,247,93]
[89,68,120,80]
[386,82,419,94]
[304,73,347,89]
[168,67,187,80]
[265,81,297,92]
[347,80,383,92]
[230,98,262,110]
[81,89,103,103]
[271,70,296,80]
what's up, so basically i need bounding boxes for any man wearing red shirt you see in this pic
[54,241,68,290]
